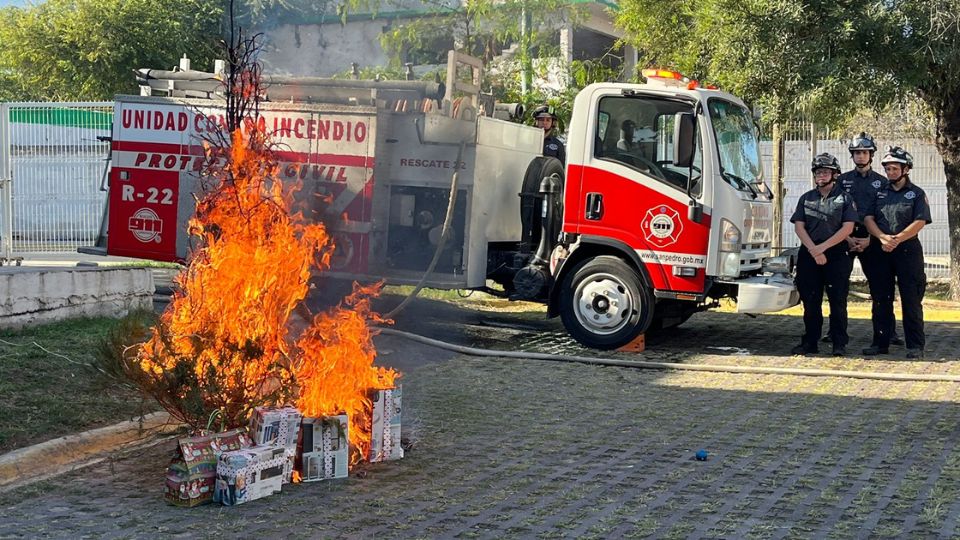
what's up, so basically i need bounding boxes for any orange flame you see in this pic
[295,281,397,462]
[138,125,397,466]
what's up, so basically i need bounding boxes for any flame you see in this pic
[138,124,397,466]
[295,281,397,462]
[292,470,302,484]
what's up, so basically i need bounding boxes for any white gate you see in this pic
[0,102,112,260]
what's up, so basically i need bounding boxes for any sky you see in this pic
[0,0,30,6]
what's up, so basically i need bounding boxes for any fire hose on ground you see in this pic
[383,140,466,320]
[376,327,960,383]
[374,142,956,384]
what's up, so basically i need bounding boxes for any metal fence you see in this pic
[760,121,952,280]
[0,102,112,259]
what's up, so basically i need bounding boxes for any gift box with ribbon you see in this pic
[368,386,403,462]
[215,445,289,506]
[164,428,252,507]
[297,414,349,481]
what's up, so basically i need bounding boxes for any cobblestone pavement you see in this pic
[2,298,960,539]
[385,294,960,374]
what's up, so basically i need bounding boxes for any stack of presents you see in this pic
[164,386,403,507]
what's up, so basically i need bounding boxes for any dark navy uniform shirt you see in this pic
[867,181,933,235]
[838,168,886,232]
[790,183,859,244]
[543,135,566,164]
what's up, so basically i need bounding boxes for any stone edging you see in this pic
[0,411,181,493]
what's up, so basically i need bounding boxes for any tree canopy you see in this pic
[616,0,959,122]
[0,0,224,101]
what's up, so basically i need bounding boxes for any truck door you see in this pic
[567,93,710,294]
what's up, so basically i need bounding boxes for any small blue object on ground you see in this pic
[695,449,708,461]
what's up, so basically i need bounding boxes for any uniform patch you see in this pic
[905,191,916,199]
[871,180,882,188]
[547,143,558,151]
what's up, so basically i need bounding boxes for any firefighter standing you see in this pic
[533,105,566,163]
[863,146,932,359]
[836,132,904,347]
[790,153,858,356]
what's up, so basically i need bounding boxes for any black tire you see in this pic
[519,156,565,253]
[559,256,654,350]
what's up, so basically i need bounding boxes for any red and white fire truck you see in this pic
[93,53,798,349]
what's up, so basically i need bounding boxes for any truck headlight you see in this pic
[721,251,740,277]
[718,219,742,278]
[720,219,741,253]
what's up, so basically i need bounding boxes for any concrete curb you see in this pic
[0,411,182,493]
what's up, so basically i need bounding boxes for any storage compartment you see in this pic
[386,186,467,275]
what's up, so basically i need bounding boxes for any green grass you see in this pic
[0,317,156,453]
[382,284,545,313]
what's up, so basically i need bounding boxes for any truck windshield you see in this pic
[708,99,763,192]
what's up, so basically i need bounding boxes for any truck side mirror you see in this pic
[673,112,695,168]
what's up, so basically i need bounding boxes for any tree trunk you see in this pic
[933,101,960,301]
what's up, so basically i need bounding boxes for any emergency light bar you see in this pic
[641,68,689,88]
[641,69,686,81]
[641,68,719,91]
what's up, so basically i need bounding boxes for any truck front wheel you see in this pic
[559,256,654,350]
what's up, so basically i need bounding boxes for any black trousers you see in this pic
[870,238,926,349]
[852,239,897,345]
[796,245,853,349]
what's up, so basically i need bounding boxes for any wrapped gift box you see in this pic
[250,406,302,450]
[297,414,349,481]
[215,445,289,506]
[164,428,252,507]
[368,386,403,462]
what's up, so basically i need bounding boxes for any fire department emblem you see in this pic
[642,206,683,248]
[872,180,882,188]
[904,191,916,199]
[128,208,162,243]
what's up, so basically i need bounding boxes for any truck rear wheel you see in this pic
[559,256,654,350]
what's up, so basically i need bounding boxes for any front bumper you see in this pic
[733,275,799,314]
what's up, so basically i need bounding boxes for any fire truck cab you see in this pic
[94,56,798,350]
[546,69,799,348]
